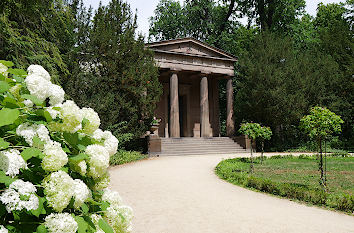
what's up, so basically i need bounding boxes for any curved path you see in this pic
[109,154,354,233]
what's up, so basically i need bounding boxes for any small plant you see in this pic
[151,117,161,125]
[300,106,344,188]
[239,122,272,171]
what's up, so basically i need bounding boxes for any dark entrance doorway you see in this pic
[179,95,187,137]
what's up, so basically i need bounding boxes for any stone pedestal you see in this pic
[170,73,180,137]
[148,134,161,155]
[200,76,210,137]
[226,78,235,136]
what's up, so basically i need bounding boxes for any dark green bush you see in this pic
[109,150,147,166]
[335,194,354,212]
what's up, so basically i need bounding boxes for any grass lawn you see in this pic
[215,155,354,213]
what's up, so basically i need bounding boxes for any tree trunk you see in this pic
[261,141,264,164]
[250,139,254,173]
[319,138,325,187]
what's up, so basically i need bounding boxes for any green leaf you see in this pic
[69,153,88,162]
[0,60,14,67]
[0,81,10,93]
[2,96,19,108]
[98,219,114,233]
[75,216,89,233]
[63,132,79,147]
[82,118,89,129]
[100,201,110,211]
[77,144,86,151]
[21,147,42,161]
[81,203,89,214]
[0,108,20,127]
[83,215,97,230]
[0,138,10,150]
[60,167,69,173]
[12,75,24,83]
[36,224,48,233]
[36,109,52,122]
[0,171,16,186]
[33,136,45,148]
[7,68,27,77]
[31,196,45,217]
[21,94,44,106]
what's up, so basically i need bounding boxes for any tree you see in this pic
[235,31,342,150]
[237,0,306,32]
[64,0,162,144]
[300,106,344,187]
[239,122,262,172]
[314,2,354,148]
[0,0,76,82]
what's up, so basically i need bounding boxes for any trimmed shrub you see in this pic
[215,156,353,213]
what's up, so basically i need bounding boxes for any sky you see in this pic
[83,0,345,38]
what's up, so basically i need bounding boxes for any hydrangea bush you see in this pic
[0,61,133,233]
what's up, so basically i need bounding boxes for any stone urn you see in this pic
[150,124,159,135]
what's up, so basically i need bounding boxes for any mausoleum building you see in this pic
[147,38,237,138]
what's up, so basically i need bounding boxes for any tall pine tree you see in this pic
[64,0,162,145]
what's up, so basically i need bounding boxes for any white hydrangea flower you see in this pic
[27,65,51,81]
[85,145,110,178]
[0,225,8,233]
[46,105,62,119]
[93,172,110,191]
[72,179,90,209]
[104,205,133,233]
[9,84,21,96]
[25,74,51,102]
[23,99,34,107]
[48,84,65,106]
[0,180,39,213]
[92,129,118,156]
[44,213,78,233]
[81,107,100,134]
[0,63,8,77]
[102,189,122,207]
[0,149,27,177]
[42,141,68,171]
[16,123,51,146]
[73,160,87,176]
[42,171,74,212]
[56,100,83,133]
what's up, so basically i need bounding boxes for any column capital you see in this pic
[199,72,211,77]
[169,68,182,74]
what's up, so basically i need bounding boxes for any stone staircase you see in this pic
[157,137,247,156]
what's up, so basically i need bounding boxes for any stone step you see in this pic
[154,137,247,156]
[156,151,248,156]
[162,145,243,150]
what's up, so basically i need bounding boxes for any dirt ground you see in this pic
[109,153,354,233]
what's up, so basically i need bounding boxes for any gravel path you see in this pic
[109,154,354,233]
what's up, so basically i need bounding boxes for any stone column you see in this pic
[170,73,180,137]
[226,78,235,136]
[200,76,210,137]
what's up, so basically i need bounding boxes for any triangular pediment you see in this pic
[147,38,237,61]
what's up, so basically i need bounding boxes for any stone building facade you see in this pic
[147,38,237,138]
